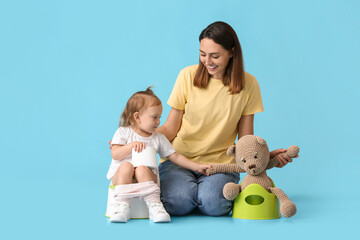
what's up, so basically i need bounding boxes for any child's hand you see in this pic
[196,164,213,176]
[132,141,146,152]
[205,165,215,175]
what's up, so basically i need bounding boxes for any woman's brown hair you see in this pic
[119,87,161,127]
[194,21,245,94]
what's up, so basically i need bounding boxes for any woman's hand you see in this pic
[270,149,299,168]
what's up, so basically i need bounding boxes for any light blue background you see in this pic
[1,0,359,239]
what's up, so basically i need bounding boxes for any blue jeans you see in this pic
[159,160,240,216]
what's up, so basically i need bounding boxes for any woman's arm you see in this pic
[270,149,297,168]
[156,107,184,141]
[237,114,296,167]
[237,114,254,139]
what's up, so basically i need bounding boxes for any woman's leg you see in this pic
[159,160,198,215]
[197,173,240,216]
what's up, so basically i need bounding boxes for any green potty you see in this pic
[232,182,280,220]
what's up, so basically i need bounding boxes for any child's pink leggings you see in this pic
[113,181,160,204]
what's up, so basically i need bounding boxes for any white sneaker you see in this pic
[146,202,171,223]
[110,202,131,223]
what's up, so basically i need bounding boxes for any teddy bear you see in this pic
[207,135,299,218]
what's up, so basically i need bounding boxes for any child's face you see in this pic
[135,104,163,137]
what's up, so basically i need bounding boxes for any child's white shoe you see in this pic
[146,202,171,223]
[110,202,131,223]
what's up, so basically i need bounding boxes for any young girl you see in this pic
[107,87,211,223]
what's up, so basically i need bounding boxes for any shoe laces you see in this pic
[113,202,129,215]
[149,202,166,214]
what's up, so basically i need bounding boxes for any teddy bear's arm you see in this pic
[206,164,245,175]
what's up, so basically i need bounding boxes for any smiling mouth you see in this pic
[207,65,218,71]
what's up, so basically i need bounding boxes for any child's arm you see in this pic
[167,152,212,175]
[111,142,146,160]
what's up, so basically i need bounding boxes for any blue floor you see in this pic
[2,161,358,240]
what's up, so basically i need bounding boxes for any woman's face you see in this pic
[199,38,233,80]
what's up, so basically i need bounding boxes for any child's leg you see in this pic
[133,167,170,222]
[111,185,132,223]
[134,165,157,183]
[110,162,135,222]
[135,181,170,223]
[134,165,159,202]
[111,161,135,185]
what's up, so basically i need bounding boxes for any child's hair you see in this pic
[119,87,162,127]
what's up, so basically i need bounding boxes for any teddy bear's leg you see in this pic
[269,187,296,218]
[223,183,241,200]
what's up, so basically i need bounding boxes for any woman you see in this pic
[156,21,295,216]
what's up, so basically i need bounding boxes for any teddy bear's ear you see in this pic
[226,145,236,156]
[255,136,266,145]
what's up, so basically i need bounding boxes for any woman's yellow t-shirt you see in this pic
[161,65,264,164]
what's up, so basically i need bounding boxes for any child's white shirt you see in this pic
[106,126,175,180]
